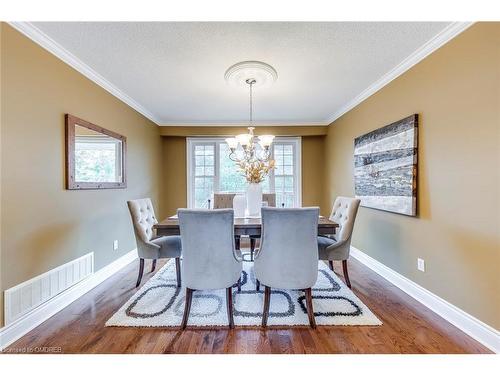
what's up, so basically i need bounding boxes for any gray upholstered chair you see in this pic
[317,196,360,288]
[254,207,320,328]
[127,198,182,288]
[178,208,243,329]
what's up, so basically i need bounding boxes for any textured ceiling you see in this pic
[32,22,451,125]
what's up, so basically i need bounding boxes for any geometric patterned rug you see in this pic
[106,259,382,327]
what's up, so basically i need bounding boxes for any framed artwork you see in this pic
[354,114,418,216]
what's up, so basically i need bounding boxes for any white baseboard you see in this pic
[0,249,137,350]
[350,246,500,353]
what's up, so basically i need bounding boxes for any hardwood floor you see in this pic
[4,254,491,354]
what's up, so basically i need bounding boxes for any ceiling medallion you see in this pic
[224,61,278,89]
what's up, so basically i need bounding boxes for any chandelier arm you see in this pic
[256,156,271,163]
[228,152,238,162]
[255,149,271,162]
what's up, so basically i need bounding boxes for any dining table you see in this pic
[154,214,339,237]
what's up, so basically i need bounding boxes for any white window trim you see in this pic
[187,137,302,209]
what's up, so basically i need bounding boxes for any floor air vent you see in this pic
[4,252,94,325]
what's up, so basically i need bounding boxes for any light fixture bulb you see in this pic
[236,133,252,147]
[225,137,239,150]
[258,135,275,148]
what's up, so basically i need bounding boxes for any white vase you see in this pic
[246,183,262,216]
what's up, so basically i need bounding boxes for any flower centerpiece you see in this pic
[237,159,275,184]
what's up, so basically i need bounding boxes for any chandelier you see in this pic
[224,62,278,217]
[225,79,274,162]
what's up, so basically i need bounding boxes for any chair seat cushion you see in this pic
[151,235,182,258]
[317,236,351,261]
[317,236,336,251]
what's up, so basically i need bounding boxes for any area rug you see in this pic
[106,259,382,327]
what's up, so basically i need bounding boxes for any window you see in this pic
[273,143,296,208]
[192,143,215,208]
[187,137,301,208]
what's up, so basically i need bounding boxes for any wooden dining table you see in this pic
[154,215,339,237]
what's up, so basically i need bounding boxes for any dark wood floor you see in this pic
[5,253,491,354]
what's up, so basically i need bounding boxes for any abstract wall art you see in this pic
[354,114,418,216]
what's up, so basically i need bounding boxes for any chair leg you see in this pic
[237,276,241,292]
[175,257,182,287]
[256,279,260,291]
[181,288,193,329]
[151,259,157,273]
[226,287,235,329]
[342,260,351,289]
[250,237,256,261]
[135,258,145,287]
[262,286,271,328]
[328,261,334,271]
[304,288,317,329]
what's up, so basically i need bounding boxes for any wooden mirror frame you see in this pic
[65,114,127,190]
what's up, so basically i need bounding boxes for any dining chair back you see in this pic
[254,207,319,327]
[262,193,276,207]
[212,192,276,209]
[128,198,157,250]
[317,196,361,288]
[127,198,182,287]
[212,193,236,209]
[329,196,361,244]
[177,208,242,328]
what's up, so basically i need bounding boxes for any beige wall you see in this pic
[161,134,326,216]
[0,24,162,327]
[161,137,187,216]
[323,23,500,328]
[302,136,325,208]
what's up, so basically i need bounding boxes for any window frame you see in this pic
[186,136,301,209]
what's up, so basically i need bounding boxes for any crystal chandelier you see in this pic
[225,78,275,166]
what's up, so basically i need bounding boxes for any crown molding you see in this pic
[158,120,329,127]
[325,22,475,125]
[8,22,162,125]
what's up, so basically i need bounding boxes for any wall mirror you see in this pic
[65,114,126,190]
